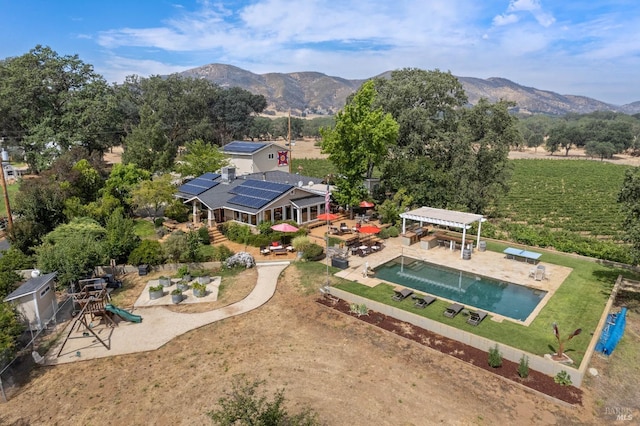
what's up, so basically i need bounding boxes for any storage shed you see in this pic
[3,272,58,330]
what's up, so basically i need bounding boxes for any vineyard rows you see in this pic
[499,159,631,240]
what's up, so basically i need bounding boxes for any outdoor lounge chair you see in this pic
[466,310,488,326]
[444,303,464,318]
[392,288,414,301]
[260,246,270,256]
[414,295,436,309]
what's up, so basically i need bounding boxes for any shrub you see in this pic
[378,228,391,239]
[291,235,312,252]
[302,243,324,261]
[212,244,234,262]
[225,252,256,269]
[488,344,502,368]
[554,370,572,386]
[387,226,399,237]
[207,376,320,425]
[153,217,165,228]
[248,233,273,248]
[517,354,529,378]
[349,303,369,316]
[164,199,189,222]
[224,222,252,243]
[197,226,210,245]
[176,265,189,278]
[128,240,165,266]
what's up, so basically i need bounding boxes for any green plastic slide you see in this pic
[105,304,142,323]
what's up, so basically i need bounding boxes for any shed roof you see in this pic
[4,272,57,302]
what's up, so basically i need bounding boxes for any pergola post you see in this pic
[460,227,467,259]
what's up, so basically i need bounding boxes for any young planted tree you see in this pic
[552,323,582,361]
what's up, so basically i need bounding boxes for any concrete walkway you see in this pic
[46,262,289,365]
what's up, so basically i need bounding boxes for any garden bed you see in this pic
[317,296,583,405]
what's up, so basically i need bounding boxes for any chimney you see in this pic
[221,167,236,183]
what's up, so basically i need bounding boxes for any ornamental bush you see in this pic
[517,354,529,378]
[488,344,503,368]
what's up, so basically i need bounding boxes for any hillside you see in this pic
[180,63,640,116]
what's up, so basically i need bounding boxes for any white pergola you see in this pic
[399,207,485,259]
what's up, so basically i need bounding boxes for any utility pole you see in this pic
[287,110,292,174]
[0,140,12,232]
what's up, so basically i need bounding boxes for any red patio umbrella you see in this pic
[317,212,339,221]
[359,200,375,208]
[270,223,299,233]
[359,225,381,234]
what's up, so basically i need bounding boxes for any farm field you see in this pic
[500,159,631,239]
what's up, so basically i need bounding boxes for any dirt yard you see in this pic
[2,264,635,425]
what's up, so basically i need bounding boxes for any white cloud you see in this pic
[493,13,519,26]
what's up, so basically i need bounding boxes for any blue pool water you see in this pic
[374,256,547,321]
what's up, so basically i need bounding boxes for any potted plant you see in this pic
[149,284,164,300]
[192,281,207,298]
[159,276,171,287]
[177,265,191,282]
[171,288,183,304]
[177,280,190,292]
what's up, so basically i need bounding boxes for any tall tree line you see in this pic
[0,45,267,174]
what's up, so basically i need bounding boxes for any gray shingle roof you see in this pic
[4,272,57,302]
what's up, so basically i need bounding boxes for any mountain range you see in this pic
[180,64,640,116]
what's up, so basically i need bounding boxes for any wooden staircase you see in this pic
[208,225,228,245]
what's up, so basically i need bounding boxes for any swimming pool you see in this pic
[373,256,547,321]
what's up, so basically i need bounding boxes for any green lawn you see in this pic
[133,219,156,239]
[0,182,20,217]
[331,242,638,367]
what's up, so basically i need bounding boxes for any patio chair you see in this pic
[444,303,464,318]
[392,288,414,301]
[260,246,271,256]
[414,295,436,309]
[466,311,488,326]
[340,223,350,233]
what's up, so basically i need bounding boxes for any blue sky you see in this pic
[1,0,639,105]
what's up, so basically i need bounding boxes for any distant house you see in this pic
[4,272,58,331]
[2,163,23,182]
[176,169,329,228]
[222,141,291,175]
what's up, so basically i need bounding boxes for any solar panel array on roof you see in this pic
[227,179,293,210]
[223,141,267,153]
[177,173,221,196]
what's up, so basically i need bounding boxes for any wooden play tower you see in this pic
[57,280,116,357]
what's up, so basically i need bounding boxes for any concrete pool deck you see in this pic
[333,237,572,326]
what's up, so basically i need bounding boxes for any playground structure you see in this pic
[57,279,142,357]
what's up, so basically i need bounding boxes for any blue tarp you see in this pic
[595,307,627,355]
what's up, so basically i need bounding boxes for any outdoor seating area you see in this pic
[259,241,294,256]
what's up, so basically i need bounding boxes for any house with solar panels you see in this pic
[222,141,292,175]
[176,167,329,228]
